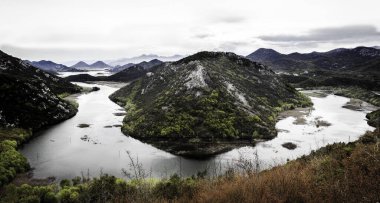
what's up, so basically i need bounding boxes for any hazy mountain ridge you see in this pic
[26,60,84,73]
[109,51,311,156]
[66,59,164,82]
[110,59,163,72]
[107,54,184,66]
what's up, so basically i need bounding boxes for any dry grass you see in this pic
[169,130,380,203]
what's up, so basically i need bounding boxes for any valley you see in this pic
[0,47,379,202]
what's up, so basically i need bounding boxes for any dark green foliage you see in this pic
[282,71,380,91]
[153,174,198,200]
[0,128,32,188]
[366,109,380,128]
[60,179,71,188]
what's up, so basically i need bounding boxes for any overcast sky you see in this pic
[1,0,380,63]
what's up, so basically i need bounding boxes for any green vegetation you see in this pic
[1,130,379,202]
[0,128,32,187]
[58,92,71,99]
[333,87,380,106]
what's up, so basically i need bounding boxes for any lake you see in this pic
[20,83,375,180]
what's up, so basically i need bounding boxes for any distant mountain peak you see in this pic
[90,61,112,68]
[246,48,282,62]
[71,61,90,68]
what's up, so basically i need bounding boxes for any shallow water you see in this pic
[20,83,375,180]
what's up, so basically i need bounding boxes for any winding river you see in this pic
[20,82,375,180]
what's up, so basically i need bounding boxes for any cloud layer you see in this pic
[1,0,380,61]
[259,25,380,46]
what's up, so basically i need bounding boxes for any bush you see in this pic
[0,140,30,187]
[60,179,71,188]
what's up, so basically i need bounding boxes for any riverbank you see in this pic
[0,83,101,188]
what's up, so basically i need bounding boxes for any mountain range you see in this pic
[25,60,83,73]
[71,61,112,69]
[106,54,184,66]
[246,46,380,74]
[65,59,164,82]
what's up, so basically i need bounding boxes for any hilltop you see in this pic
[110,51,311,157]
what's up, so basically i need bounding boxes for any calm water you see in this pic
[58,70,113,78]
[20,83,375,180]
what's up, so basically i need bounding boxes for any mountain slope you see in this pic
[138,59,163,69]
[110,51,311,157]
[0,50,81,130]
[110,59,163,73]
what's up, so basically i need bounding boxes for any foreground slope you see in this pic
[110,51,311,156]
[0,50,81,130]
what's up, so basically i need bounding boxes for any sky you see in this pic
[1,0,380,63]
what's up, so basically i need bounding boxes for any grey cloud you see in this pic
[259,25,380,43]
[214,16,246,24]
[193,33,213,39]
[0,44,130,63]
[218,41,250,51]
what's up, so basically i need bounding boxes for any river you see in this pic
[20,82,376,180]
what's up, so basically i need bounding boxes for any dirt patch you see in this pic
[10,171,56,187]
